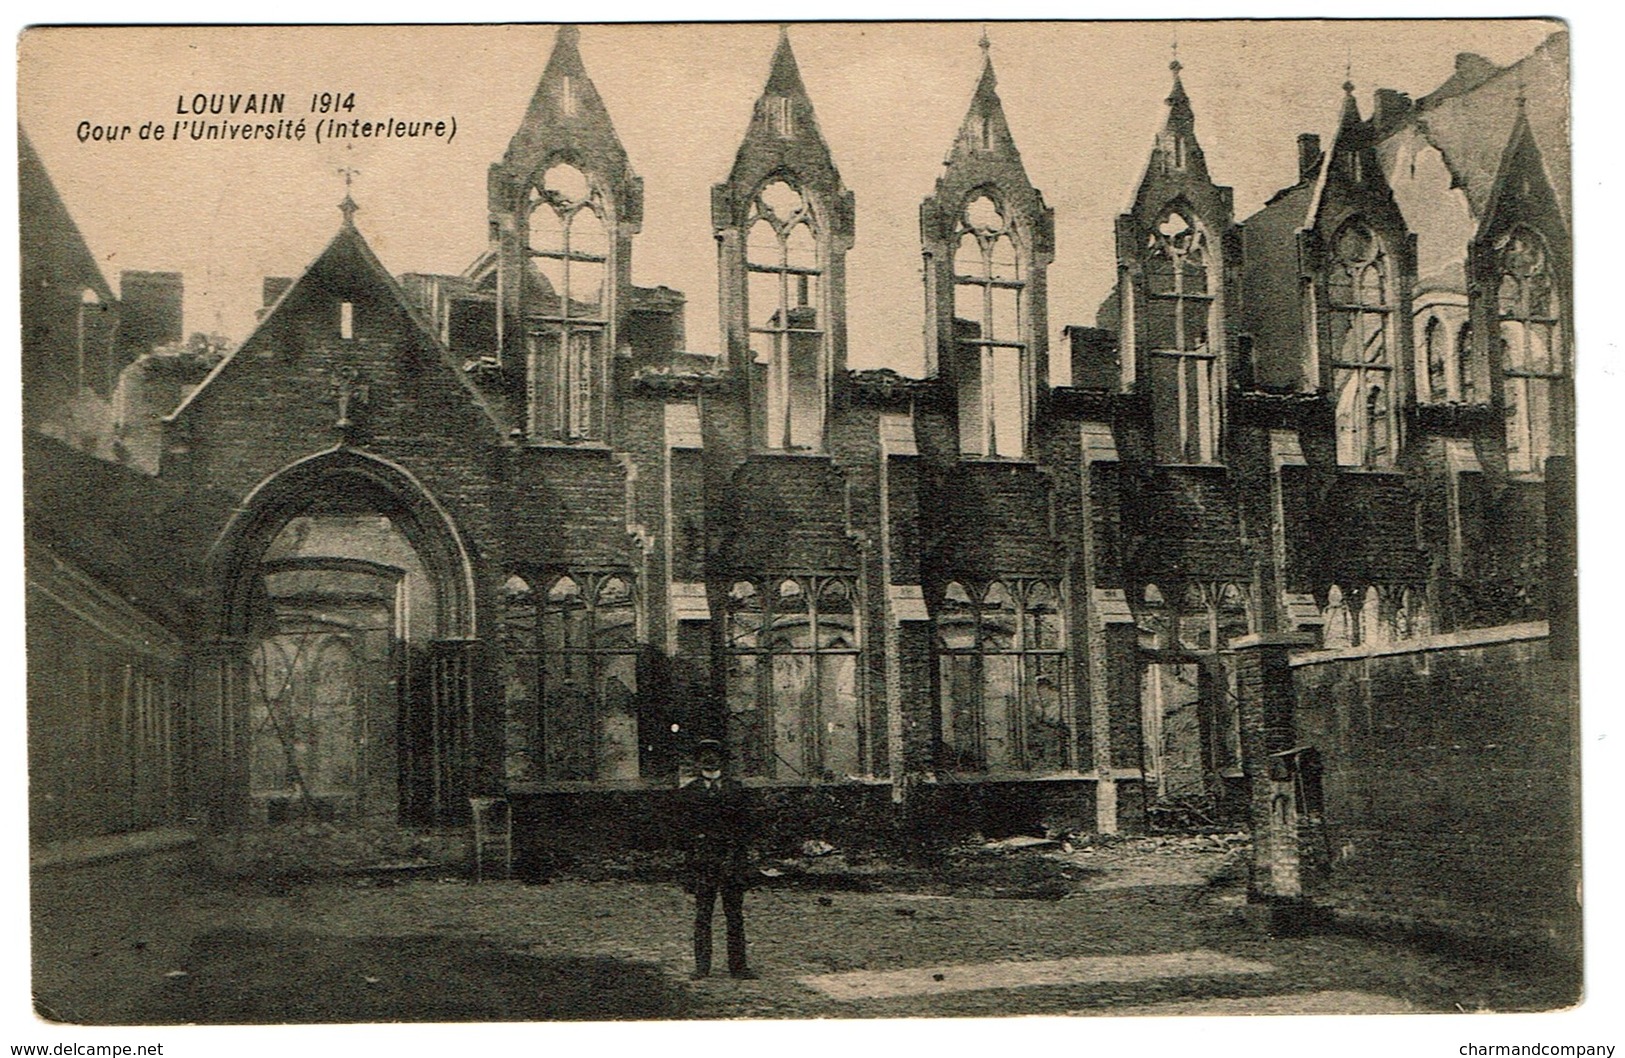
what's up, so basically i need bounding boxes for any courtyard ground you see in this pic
[29,833,1579,1024]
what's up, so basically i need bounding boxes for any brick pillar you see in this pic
[187,638,251,828]
[1231,633,1312,902]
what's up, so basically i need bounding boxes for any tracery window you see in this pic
[1328,220,1398,467]
[746,180,823,450]
[1145,209,1218,463]
[1322,585,1353,649]
[501,572,640,782]
[953,194,1025,458]
[1322,584,1430,649]
[935,579,1067,772]
[527,162,609,442]
[1136,583,1250,791]
[726,576,861,781]
[1497,226,1565,474]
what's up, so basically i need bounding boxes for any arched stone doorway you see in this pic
[198,448,486,827]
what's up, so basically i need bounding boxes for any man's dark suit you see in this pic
[680,774,752,977]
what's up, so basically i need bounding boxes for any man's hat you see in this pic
[694,738,725,764]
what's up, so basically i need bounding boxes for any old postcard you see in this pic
[17,20,1582,1035]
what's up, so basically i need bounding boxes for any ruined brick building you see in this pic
[23,27,1572,849]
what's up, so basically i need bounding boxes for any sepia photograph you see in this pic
[15,18,1586,1034]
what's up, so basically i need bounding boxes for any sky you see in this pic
[19,21,1560,380]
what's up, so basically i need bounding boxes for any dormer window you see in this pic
[769,95,795,139]
[1172,134,1186,170]
[953,193,1025,458]
[340,301,354,340]
[559,75,579,118]
[527,161,609,442]
[1327,219,1397,467]
[746,179,822,450]
[1497,225,1565,474]
[1145,209,1218,464]
[978,114,994,152]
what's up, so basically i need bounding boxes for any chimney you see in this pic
[1373,89,1413,137]
[263,276,293,307]
[258,276,294,320]
[1297,134,1322,183]
[116,271,183,362]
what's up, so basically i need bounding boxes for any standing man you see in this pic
[680,738,757,980]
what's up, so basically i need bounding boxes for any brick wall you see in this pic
[1288,624,1578,962]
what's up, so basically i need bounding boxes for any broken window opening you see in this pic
[934,578,1068,774]
[1423,316,1450,403]
[1135,581,1252,793]
[501,571,642,783]
[746,180,824,451]
[1327,219,1397,467]
[1145,208,1218,464]
[725,575,862,782]
[953,193,1026,458]
[1496,225,1565,475]
[527,162,609,443]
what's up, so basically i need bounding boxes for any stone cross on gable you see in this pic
[338,161,360,224]
[329,364,369,435]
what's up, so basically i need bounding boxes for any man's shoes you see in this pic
[690,969,710,981]
[729,968,760,980]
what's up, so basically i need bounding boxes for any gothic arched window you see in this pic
[953,193,1026,458]
[747,180,823,451]
[501,571,641,782]
[527,162,610,442]
[1145,209,1218,464]
[1134,581,1252,793]
[1328,219,1398,467]
[1322,585,1352,648]
[1424,316,1449,403]
[1497,226,1565,474]
[725,575,860,781]
[934,579,1067,773]
[1457,322,1480,403]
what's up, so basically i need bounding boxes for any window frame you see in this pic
[932,578,1070,774]
[724,574,864,782]
[1495,224,1566,475]
[500,570,642,784]
[526,163,611,443]
[745,179,825,452]
[1325,219,1400,468]
[952,191,1028,459]
[1143,207,1219,464]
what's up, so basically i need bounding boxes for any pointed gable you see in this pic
[1127,63,1230,227]
[497,26,642,229]
[924,44,1052,260]
[20,128,115,307]
[713,29,853,241]
[1306,84,1406,237]
[168,210,507,442]
[1475,108,1566,248]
